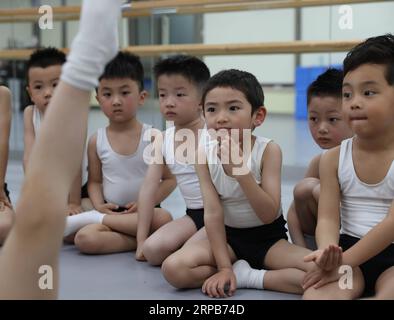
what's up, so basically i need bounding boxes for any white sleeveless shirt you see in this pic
[32,105,42,136]
[339,138,394,239]
[97,123,151,206]
[162,126,203,209]
[206,136,282,228]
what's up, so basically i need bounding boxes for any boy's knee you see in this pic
[294,178,320,201]
[152,209,172,231]
[74,229,101,254]
[161,255,190,289]
[142,238,163,265]
[312,184,320,201]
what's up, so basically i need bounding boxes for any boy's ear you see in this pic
[26,86,31,98]
[140,90,148,100]
[253,106,266,127]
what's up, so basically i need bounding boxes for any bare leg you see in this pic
[0,0,123,299]
[293,178,319,236]
[142,215,198,266]
[0,83,90,299]
[303,266,364,300]
[372,266,394,300]
[161,238,237,289]
[262,239,314,294]
[0,207,13,245]
[264,268,305,294]
[75,224,137,254]
[102,208,172,236]
[75,209,171,254]
[287,202,307,247]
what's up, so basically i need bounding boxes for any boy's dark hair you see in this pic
[201,69,264,114]
[153,55,210,92]
[343,33,394,85]
[26,47,66,82]
[99,51,144,91]
[307,68,343,106]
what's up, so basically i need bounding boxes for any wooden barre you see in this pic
[0,40,362,60]
[0,0,388,23]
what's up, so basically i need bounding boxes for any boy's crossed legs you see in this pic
[161,235,317,297]
[142,215,203,266]
[74,208,172,254]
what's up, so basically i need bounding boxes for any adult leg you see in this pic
[0,207,13,245]
[0,0,123,299]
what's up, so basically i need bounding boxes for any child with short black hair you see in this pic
[161,69,315,298]
[303,34,394,300]
[64,51,174,254]
[24,47,89,216]
[136,55,211,265]
[287,68,353,248]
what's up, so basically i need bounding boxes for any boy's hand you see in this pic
[304,245,342,271]
[302,264,341,290]
[96,203,122,215]
[125,202,138,213]
[67,203,83,216]
[202,268,236,298]
[218,134,249,177]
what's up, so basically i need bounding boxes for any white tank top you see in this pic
[206,136,282,228]
[339,138,394,239]
[162,126,203,209]
[32,105,42,136]
[97,123,151,206]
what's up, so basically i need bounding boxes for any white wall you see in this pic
[0,0,33,50]
[40,0,62,48]
[203,2,394,84]
[203,9,296,84]
[301,3,394,67]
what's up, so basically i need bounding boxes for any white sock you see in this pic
[64,210,105,237]
[233,260,266,290]
[61,0,124,90]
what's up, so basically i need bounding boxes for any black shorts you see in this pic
[186,208,204,230]
[80,182,89,199]
[339,234,394,297]
[3,183,11,203]
[225,215,288,269]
